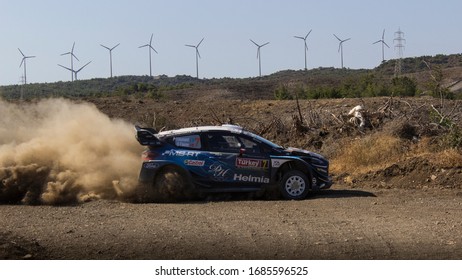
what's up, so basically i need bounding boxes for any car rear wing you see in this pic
[135,126,162,146]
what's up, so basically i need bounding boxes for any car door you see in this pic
[204,132,271,187]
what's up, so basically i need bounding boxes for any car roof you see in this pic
[156,124,244,137]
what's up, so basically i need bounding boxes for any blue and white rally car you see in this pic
[135,124,332,201]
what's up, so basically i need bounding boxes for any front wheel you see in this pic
[279,170,310,200]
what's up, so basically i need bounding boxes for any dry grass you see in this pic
[428,148,462,168]
[331,132,462,176]
[330,134,406,174]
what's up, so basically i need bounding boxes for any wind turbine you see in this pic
[100,43,120,78]
[61,42,79,81]
[250,39,269,77]
[333,34,351,68]
[294,29,312,70]
[139,34,158,77]
[18,48,35,84]
[373,29,390,63]
[58,61,91,81]
[185,38,204,79]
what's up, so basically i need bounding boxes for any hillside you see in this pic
[1,54,462,100]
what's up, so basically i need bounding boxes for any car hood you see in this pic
[285,147,325,160]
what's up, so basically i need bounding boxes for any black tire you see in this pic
[279,170,310,200]
[151,166,195,202]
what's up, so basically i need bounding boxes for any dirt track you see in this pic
[1,185,462,260]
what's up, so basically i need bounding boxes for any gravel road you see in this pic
[1,186,462,260]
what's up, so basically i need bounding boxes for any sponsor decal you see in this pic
[209,163,230,178]
[235,158,268,169]
[271,159,290,168]
[162,149,200,157]
[233,173,270,184]
[144,162,159,169]
[184,159,205,167]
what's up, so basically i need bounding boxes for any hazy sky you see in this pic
[0,0,461,85]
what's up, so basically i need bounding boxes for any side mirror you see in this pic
[239,148,246,157]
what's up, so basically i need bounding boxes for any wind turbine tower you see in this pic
[139,34,158,77]
[61,42,79,81]
[18,48,35,84]
[373,29,390,63]
[294,29,312,70]
[334,34,351,69]
[393,28,406,77]
[185,38,204,79]
[250,39,269,77]
[100,43,120,78]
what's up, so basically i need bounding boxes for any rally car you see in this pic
[135,124,332,201]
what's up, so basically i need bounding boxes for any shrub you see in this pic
[274,84,292,100]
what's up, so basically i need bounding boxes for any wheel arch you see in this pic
[153,163,193,184]
[275,159,313,188]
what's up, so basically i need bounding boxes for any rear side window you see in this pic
[174,135,201,149]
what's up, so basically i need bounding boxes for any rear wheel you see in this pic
[279,170,310,200]
[138,166,195,202]
[154,166,195,202]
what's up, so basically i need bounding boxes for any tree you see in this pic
[391,76,417,97]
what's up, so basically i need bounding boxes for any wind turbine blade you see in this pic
[338,43,341,53]
[139,44,149,48]
[185,44,195,48]
[250,39,258,46]
[72,53,80,61]
[18,48,25,57]
[71,42,75,52]
[383,41,390,48]
[61,52,70,56]
[343,38,351,42]
[305,42,309,51]
[294,36,304,40]
[382,29,386,39]
[333,34,341,41]
[150,45,158,54]
[58,64,72,72]
[261,42,270,47]
[112,43,120,50]
[305,29,312,39]
[197,49,201,59]
[27,56,36,59]
[77,61,91,72]
[100,44,110,50]
[149,34,153,45]
[197,38,204,47]
[373,40,381,44]
[19,58,25,68]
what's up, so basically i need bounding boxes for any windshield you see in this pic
[243,131,284,150]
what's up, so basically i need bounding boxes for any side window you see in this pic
[238,136,262,155]
[206,133,240,153]
[206,133,263,155]
[174,135,201,149]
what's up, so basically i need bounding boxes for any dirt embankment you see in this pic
[1,95,461,259]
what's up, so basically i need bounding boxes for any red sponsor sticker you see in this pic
[236,158,268,169]
[184,159,205,167]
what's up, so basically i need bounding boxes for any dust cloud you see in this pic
[0,98,143,205]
